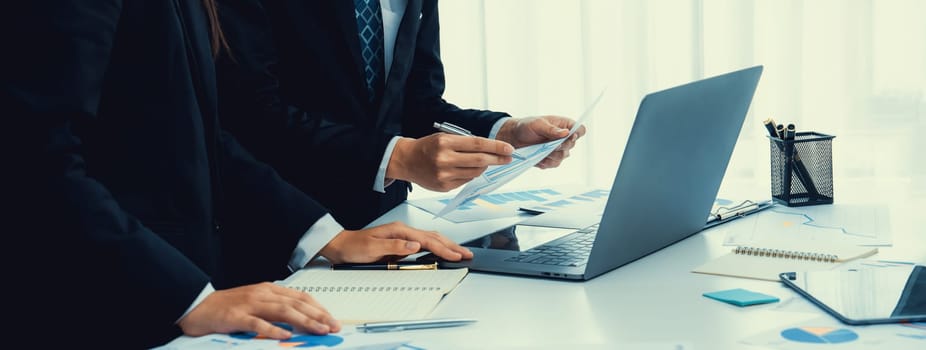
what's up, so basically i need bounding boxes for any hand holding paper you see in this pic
[434,90,605,218]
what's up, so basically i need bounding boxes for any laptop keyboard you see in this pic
[504,224,599,267]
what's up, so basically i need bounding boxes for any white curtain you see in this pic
[415,0,926,200]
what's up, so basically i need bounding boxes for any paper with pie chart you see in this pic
[434,90,605,219]
[155,323,409,349]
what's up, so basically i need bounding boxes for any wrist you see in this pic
[385,137,414,182]
[319,230,349,264]
[495,119,521,147]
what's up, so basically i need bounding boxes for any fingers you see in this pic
[244,316,294,339]
[447,152,512,168]
[382,223,472,261]
[419,231,474,260]
[573,124,587,138]
[255,284,341,335]
[180,284,343,342]
[529,115,578,138]
[441,134,514,156]
[537,150,567,169]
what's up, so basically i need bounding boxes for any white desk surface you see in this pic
[161,178,924,349]
[363,178,926,349]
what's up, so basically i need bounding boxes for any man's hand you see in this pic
[178,283,341,339]
[496,116,587,169]
[319,221,474,264]
[387,133,514,192]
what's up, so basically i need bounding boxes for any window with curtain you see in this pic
[413,0,925,200]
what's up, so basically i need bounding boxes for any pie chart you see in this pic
[780,327,858,344]
[230,323,344,348]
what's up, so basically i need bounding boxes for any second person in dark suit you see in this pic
[216,0,587,229]
[3,0,472,347]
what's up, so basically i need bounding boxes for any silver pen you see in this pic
[356,318,477,333]
[433,122,525,159]
[433,121,474,136]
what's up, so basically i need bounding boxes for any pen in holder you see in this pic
[768,131,835,207]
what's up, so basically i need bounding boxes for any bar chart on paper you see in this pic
[407,187,608,223]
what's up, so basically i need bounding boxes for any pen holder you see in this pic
[768,132,835,207]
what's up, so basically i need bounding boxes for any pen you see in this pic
[763,117,781,139]
[331,262,439,270]
[433,122,525,159]
[433,121,474,137]
[709,200,773,223]
[356,318,477,333]
[784,124,796,140]
[782,123,818,195]
[763,117,784,152]
[781,123,795,199]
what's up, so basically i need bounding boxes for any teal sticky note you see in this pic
[703,288,779,307]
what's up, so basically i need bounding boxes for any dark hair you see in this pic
[202,0,230,57]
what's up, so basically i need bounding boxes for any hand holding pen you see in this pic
[434,122,526,159]
[380,123,515,192]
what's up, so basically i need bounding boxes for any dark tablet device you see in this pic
[779,264,926,325]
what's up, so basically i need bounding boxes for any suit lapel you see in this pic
[335,1,366,78]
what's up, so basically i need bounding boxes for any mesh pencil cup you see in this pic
[768,132,835,207]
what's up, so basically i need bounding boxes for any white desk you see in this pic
[365,178,926,349]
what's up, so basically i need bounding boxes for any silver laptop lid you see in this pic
[584,65,763,279]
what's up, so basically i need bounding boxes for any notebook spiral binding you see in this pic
[289,286,441,293]
[732,246,839,263]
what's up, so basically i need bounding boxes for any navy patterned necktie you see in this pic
[354,0,385,102]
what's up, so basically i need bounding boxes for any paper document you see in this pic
[406,186,601,223]
[156,325,409,350]
[720,204,892,247]
[434,90,606,219]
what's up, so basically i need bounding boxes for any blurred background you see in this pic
[409,0,926,201]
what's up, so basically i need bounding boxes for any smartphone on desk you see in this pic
[779,264,926,325]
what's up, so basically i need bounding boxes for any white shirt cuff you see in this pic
[488,117,511,140]
[288,214,345,272]
[373,136,402,193]
[176,283,215,324]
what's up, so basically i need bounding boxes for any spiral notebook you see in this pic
[692,239,878,282]
[280,268,468,324]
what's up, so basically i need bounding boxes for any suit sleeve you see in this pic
[3,0,209,337]
[216,0,395,191]
[401,0,511,139]
[216,129,334,271]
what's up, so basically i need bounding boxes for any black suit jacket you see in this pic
[3,1,328,347]
[216,0,510,229]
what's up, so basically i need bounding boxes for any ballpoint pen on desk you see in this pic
[704,200,774,229]
[356,318,477,333]
[331,262,439,270]
[433,121,526,159]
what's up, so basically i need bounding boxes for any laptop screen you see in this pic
[460,225,576,252]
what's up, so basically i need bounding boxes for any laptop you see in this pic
[418,66,764,281]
